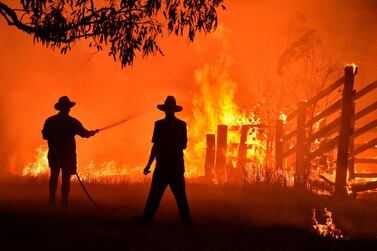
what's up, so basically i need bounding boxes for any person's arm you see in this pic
[144,143,157,175]
[42,119,50,140]
[144,122,159,175]
[75,119,99,138]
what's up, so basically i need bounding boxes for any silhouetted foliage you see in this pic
[0,0,225,67]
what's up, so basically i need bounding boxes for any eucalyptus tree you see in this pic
[0,0,225,67]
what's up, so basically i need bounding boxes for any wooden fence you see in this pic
[203,65,377,195]
[204,124,267,184]
[275,65,377,194]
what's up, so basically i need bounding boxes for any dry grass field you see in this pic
[0,176,376,250]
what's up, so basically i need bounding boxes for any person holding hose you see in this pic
[42,96,99,207]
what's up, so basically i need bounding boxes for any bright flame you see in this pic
[185,50,267,180]
[312,208,345,239]
[22,146,49,176]
[22,146,143,182]
[345,63,357,74]
[279,111,287,124]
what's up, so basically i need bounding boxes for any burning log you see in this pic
[204,134,216,182]
[215,125,228,184]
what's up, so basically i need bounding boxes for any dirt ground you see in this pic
[0,176,376,250]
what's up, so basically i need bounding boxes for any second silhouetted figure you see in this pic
[141,96,192,228]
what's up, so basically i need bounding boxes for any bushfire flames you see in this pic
[22,146,144,182]
[184,50,268,180]
[22,49,269,183]
[312,208,345,239]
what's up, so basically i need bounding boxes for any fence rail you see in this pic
[203,65,377,195]
[275,65,377,194]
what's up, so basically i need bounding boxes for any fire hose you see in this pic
[98,111,149,132]
[75,172,100,209]
[75,110,149,208]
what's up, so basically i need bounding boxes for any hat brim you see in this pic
[157,104,182,112]
[54,101,76,110]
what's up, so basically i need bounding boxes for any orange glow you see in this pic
[23,51,268,181]
[1,1,376,188]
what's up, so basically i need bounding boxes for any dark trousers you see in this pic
[49,168,71,204]
[142,170,192,226]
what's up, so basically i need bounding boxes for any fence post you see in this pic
[295,101,307,187]
[204,134,216,183]
[216,125,228,184]
[275,119,284,170]
[348,101,356,180]
[236,125,249,171]
[335,65,356,195]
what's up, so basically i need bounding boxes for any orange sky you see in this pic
[0,0,376,175]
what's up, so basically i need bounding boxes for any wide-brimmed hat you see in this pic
[157,96,182,112]
[54,96,76,111]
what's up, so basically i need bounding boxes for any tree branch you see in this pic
[0,0,224,68]
[0,2,34,34]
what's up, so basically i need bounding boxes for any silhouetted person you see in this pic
[42,96,98,207]
[141,96,192,228]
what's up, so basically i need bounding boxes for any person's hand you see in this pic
[90,129,100,136]
[143,165,151,175]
